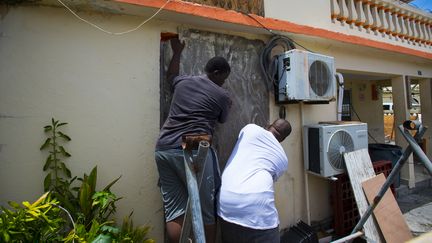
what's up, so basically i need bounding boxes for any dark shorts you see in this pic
[155,148,220,225]
[219,217,280,243]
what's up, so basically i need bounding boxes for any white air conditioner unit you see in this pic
[303,122,368,177]
[276,49,336,103]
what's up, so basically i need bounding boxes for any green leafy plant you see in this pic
[0,192,66,242]
[40,118,72,190]
[77,166,121,229]
[40,118,79,217]
[63,219,114,242]
[0,118,156,242]
[116,212,155,243]
[65,214,155,243]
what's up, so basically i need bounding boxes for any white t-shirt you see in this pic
[217,124,288,229]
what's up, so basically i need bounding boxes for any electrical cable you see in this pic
[260,35,296,91]
[241,12,315,53]
[57,0,171,35]
[249,10,316,93]
[240,12,275,36]
[51,203,76,243]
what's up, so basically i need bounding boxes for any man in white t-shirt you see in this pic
[217,119,291,243]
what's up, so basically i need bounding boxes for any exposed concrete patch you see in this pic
[397,183,432,213]
[404,202,432,236]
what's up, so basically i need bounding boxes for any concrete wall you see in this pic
[264,0,332,29]
[345,80,385,143]
[419,79,432,160]
[1,3,431,241]
[272,101,337,227]
[0,5,177,241]
[0,5,338,237]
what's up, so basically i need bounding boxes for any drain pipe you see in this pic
[336,73,344,121]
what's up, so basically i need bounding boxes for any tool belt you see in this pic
[181,134,212,150]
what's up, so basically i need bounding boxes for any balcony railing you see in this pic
[330,0,432,48]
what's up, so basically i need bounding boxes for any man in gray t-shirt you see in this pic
[155,37,232,243]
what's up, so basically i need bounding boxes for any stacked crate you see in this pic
[331,160,393,236]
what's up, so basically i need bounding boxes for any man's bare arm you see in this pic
[166,38,185,88]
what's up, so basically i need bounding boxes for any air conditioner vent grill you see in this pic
[309,60,331,96]
[327,130,354,171]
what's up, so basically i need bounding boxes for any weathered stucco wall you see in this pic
[1,3,431,242]
[345,80,386,143]
[0,6,337,239]
[0,5,177,242]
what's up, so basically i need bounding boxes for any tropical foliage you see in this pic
[0,118,154,242]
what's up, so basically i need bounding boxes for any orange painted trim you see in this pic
[115,0,432,60]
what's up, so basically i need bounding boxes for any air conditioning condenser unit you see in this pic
[276,49,336,103]
[303,122,368,177]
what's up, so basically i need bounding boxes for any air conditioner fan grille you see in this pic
[309,60,331,96]
[327,130,354,171]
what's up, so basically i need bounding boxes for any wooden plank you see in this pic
[344,149,382,243]
[362,173,412,243]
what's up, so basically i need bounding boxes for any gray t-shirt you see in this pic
[156,75,231,150]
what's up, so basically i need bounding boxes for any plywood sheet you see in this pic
[362,173,412,243]
[161,29,268,168]
[344,149,382,243]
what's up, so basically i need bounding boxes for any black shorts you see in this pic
[219,217,280,243]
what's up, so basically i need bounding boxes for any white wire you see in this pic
[57,0,171,35]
